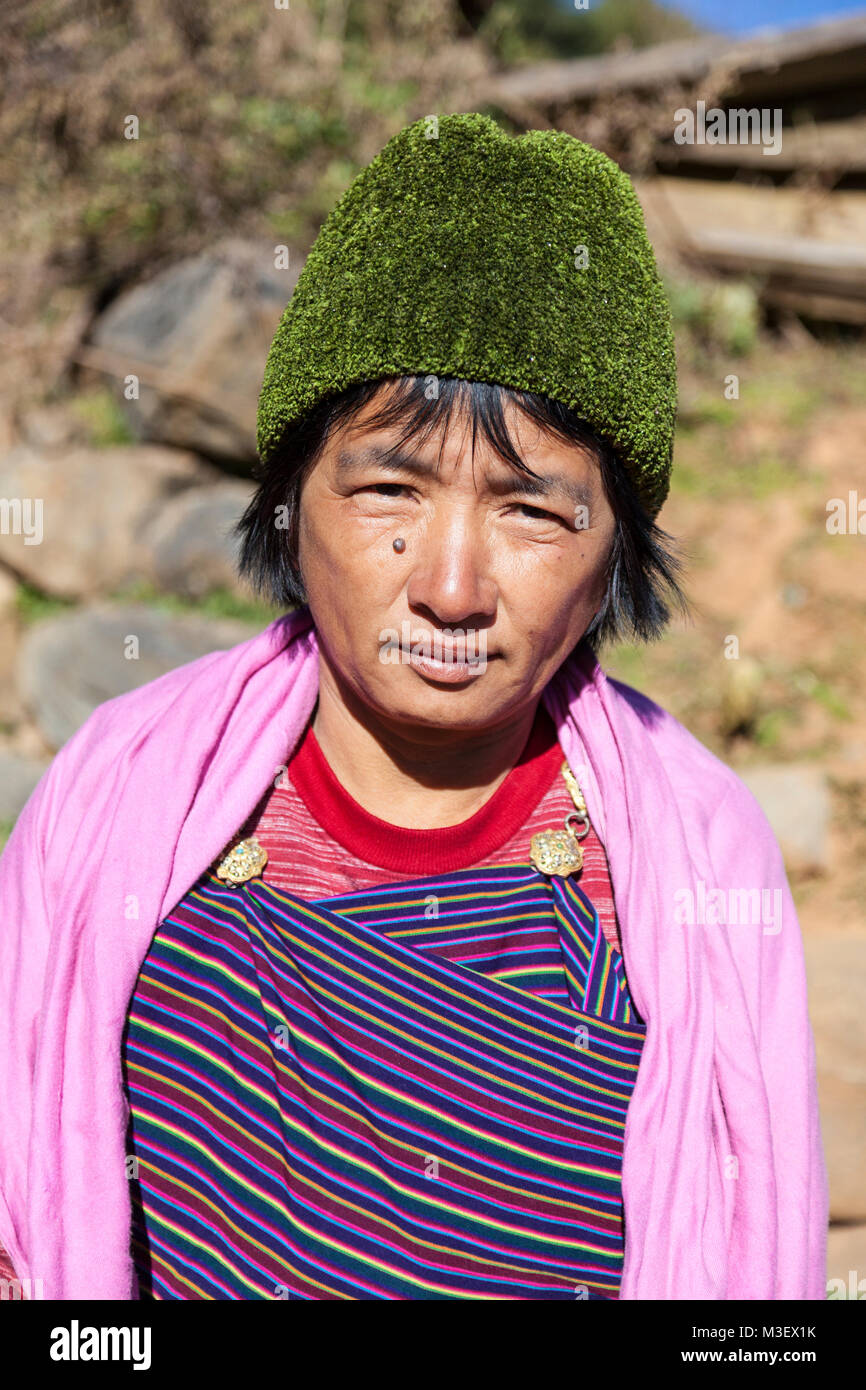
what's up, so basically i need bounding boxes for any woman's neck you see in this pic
[310,661,542,830]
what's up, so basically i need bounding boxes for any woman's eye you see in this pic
[513,503,564,523]
[364,483,408,498]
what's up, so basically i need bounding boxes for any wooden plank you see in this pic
[763,285,866,324]
[693,230,866,292]
[633,176,866,251]
[481,13,866,110]
[655,116,866,175]
[631,177,866,318]
[482,36,725,108]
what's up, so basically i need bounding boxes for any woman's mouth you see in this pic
[406,647,489,683]
[378,625,492,683]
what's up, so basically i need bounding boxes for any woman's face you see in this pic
[297,388,616,735]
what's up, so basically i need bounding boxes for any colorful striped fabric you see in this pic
[122,863,646,1300]
[319,865,637,1023]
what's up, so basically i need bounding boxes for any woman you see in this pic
[0,113,827,1300]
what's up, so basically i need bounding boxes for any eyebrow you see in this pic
[335,446,596,511]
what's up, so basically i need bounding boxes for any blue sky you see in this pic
[663,0,866,35]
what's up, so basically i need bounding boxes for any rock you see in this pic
[4,719,53,760]
[0,443,211,598]
[19,402,82,451]
[141,481,255,599]
[718,655,763,735]
[826,1223,866,1298]
[803,933,866,1222]
[738,764,830,874]
[17,603,261,750]
[0,409,16,453]
[88,237,297,463]
[0,751,51,821]
[0,566,22,724]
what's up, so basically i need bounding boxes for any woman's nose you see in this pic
[404,512,498,627]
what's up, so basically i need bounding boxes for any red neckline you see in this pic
[287,706,563,873]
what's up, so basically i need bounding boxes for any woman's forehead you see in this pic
[329,439,599,509]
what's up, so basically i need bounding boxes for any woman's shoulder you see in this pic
[604,674,772,837]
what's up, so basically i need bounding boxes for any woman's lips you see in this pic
[406,648,489,683]
[379,624,492,683]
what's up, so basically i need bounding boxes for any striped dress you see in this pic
[121,859,646,1300]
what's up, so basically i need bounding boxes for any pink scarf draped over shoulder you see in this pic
[0,608,828,1299]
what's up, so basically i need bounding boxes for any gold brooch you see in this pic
[214,835,268,885]
[529,759,590,879]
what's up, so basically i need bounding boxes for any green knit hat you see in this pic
[256,112,677,519]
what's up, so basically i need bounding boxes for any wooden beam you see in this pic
[481,13,866,111]
[762,285,866,324]
[633,176,866,251]
[692,229,866,294]
[654,116,866,176]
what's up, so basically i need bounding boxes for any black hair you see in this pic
[236,375,690,652]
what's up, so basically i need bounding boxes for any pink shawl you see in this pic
[0,607,828,1298]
